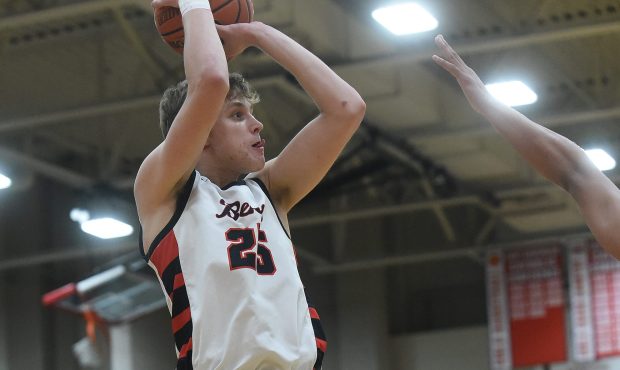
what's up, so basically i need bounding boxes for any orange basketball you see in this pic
[154,0,254,54]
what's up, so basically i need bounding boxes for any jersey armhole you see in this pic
[139,171,197,261]
[249,177,291,240]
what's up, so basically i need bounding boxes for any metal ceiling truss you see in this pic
[0,0,612,275]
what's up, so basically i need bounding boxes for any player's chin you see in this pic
[247,157,265,172]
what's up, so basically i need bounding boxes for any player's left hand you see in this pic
[216,22,260,61]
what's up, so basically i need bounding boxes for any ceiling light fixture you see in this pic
[585,149,616,171]
[70,208,134,239]
[0,173,11,190]
[372,3,438,35]
[485,81,538,107]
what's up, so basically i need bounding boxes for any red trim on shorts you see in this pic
[316,338,327,352]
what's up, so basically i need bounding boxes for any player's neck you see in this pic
[197,162,243,188]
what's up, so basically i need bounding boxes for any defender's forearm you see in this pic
[480,103,590,190]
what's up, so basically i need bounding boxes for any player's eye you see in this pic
[232,111,243,119]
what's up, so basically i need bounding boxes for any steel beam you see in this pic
[0,146,94,188]
[313,231,593,274]
[0,0,149,32]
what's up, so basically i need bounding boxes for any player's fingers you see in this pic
[437,35,457,60]
[440,35,468,68]
[436,35,467,67]
[432,55,460,78]
[215,24,233,36]
[434,35,452,59]
[151,0,165,8]
[151,0,177,8]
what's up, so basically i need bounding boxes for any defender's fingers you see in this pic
[432,55,460,78]
[435,35,468,68]
[440,35,468,67]
[434,35,451,58]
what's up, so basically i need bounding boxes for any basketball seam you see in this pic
[161,27,184,37]
[245,0,253,21]
[234,0,241,23]
[212,0,234,13]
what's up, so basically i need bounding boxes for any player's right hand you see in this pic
[151,0,178,9]
[216,22,261,61]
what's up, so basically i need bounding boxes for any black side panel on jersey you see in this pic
[248,177,291,240]
[307,295,327,370]
[139,171,197,261]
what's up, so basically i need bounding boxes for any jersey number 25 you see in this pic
[226,225,276,275]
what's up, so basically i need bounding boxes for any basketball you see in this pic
[154,0,254,54]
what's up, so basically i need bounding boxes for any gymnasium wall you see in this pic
[391,326,489,370]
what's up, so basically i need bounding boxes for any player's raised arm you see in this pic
[433,34,620,258]
[135,0,229,208]
[217,22,366,212]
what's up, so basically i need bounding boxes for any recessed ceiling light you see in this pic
[372,3,438,35]
[0,173,11,190]
[585,149,616,171]
[485,81,538,107]
[80,217,134,239]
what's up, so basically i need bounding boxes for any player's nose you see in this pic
[250,116,263,134]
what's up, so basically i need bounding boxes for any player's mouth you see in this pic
[252,139,265,149]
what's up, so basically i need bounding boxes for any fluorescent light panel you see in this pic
[372,3,438,35]
[0,173,11,189]
[485,81,538,107]
[81,217,134,239]
[585,149,616,171]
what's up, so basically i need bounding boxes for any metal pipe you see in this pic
[314,231,594,274]
[334,20,620,74]
[290,195,487,228]
[0,0,149,32]
[410,106,620,142]
[0,243,135,272]
[0,146,94,188]
[0,96,161,134]
[314,248,475,274]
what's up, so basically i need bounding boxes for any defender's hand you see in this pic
[216,22,260,61]
[432,34,497,115]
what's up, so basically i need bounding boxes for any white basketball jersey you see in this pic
[141,171,317,370]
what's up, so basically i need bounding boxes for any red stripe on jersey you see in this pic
[309,307,320,320]
[316,338,327,352]
[172,307,192,333]
[150,231,180,275]
[173,273,185,291]
[179,337,193,359]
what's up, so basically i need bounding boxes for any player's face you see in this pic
[207,98,265,174]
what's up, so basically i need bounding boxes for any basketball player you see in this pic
[433,34,620,259]
[134,0,365,368]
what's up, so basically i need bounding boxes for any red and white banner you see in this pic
[588,241,620,358]
[487,246,568,369]
[568,240,620,360]
[486,250,512,370]
[567,242,595,361]
[505,246,567,367]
